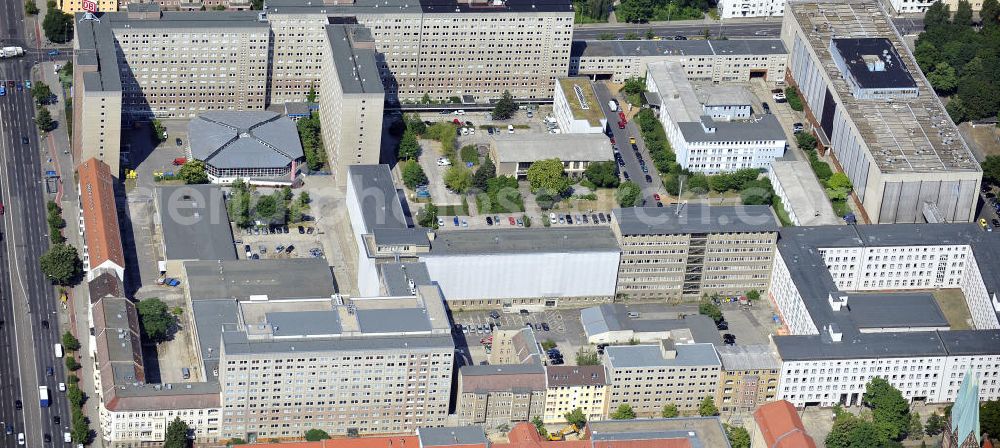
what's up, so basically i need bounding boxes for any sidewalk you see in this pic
[38,61,107,448]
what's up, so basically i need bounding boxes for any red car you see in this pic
[618,111,627,122]
[508,216,516,226]
[618,120,626,129]
[609,137,615,145]
[452,118,461,125]
[0,203,5,215]
[653,193,661,202]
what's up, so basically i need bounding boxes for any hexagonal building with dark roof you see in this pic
[187,111,305,184]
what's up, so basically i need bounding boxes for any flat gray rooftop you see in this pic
[426,227,620,255]
[348,164,408,232]
[418,427,489,447]
[581,304,719,344]
[571,39,786,59]
[156,185,236,261]
[847,292,948,330]
[715,344,782,371]
[680,113,786,143]
[356,308,433,333]
[188,111,304,171]
[185,258,335,301]
[491,133,614,163]
[768,160,841,226]
[267,0,573,15]
[588,417,731,448]
[221,331,454,355]
[613,204,778,235]
[325,24,384,95]
[379,262,433,296]
[605,342,720,368]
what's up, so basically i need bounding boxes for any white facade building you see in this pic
[645,62,786,174]
[718,0,785,18]
[769,224,1000,408]
[552,77,607,134]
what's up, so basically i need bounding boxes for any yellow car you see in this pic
[979,218,988,229]
[629,137,637,145]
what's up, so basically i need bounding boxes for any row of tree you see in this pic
[297,112,327,171]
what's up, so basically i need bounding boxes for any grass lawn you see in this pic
[933,289,973,330]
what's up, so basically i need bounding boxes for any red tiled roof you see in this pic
[753,400,817,448]
[78,158,124,271]
[245,436,420,448]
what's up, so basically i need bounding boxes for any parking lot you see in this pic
[234,224,326,260]
[450,299,780,367]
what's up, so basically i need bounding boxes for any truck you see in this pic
[608,100,618,112]
[39,386,50,407]
[1,47,24,58]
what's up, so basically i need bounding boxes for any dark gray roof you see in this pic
[426,227,620,255]
[588,418,732,448]
[372,227,430,246]
[418,426,489,447]
[613,205,778,236]
[282,102,314,116]
[832,38,915,90]
[188,111,304,170]
[459,363,545,376]
[348,165,408,233]
[571,39,786,59]
[773,224,1000,360]
[267,0,572,15]
[846,293,948,329]
[190,298,238,380]
[267,310,342,337]
[325,24,384,95]
[355,308,432,333]
[99,10,267,29]
[379,262,433,296]
[156,185,237,261]
[185,259,335,301]
[581,304,719,343]
[678,113,786,143]
[74,17,122,92]
[937,330,1000,356]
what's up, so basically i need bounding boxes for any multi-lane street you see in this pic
[0,0,75,446]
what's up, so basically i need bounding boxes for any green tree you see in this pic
[31,82,53,105]
[532,415,549,438]
[622,77,646,97]
[296,112,326,170]
[926,62,958,94]
[739,179,773,205]
[923,1,951,29]
[298,191,311,206]
[610,404,636,420]
[421,93,432,104]
[67,384,85,408]
[924,413,944,436]
[306,85,317,103]
[698,396,719,416]
[136,297,174,342]
[698,300,724,323]
[724,424,751,448]
[444,166,473,193]
[36,108,55,132]
[402,160,428,189]
[64,355,81,371]
[304,429,332,441]
[982,0,1000,27]
[254,194,280,223]
[914,41,941,72]
[615,0,656,22]
[25,0,39,14]
[564,408,587,428]
[40,243,82,286]
[615,181,642,207]
[907,413,923,440]
[862,377,911,441]
[42,8,74,43]
[584,161,620,188]
[576,348,600,366]
[826,413,889,448]
[407,115,428,135]
[980,400,1000,441]
[492,90,518,120]
[417,203,439,229]
[954,0,973,25]
[177,160,209,184]
[398,128,421,160]
[164,417,191,448]
[746,290,761,301]
[826,172,853,201]
[625,31,640,40]
[62,331,81,352]
[473,157,497,190]
[152,119,167,142]
[71,408,89,444]
[796,132,817,151]
[526,159,571,195]
[661,404,679,418]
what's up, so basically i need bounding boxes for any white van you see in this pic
[54,343,63,358]
[64,432,71,443]
[507,124,514,134]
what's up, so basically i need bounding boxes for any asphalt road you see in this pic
[0,1,74,446]
[572,16,924,40]
[592,83,664,202]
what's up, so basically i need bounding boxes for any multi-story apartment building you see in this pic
[184,258,455,440]
[456,364,547,428]
[570,39,787,84]
[769,224,1000,407]
[73,18,123,175]
[265,0,575,104]
[319,24,385,184]
[542,366,609,424]
[717,0,784,18]
[714,345,781,413]
[611,205,779,300]
[60,0,118,14]
[489,327,543,365]
[782,0,982,224]
[645,61,786,174]
[603,339,721,417]
[552,78,606,134]
[77,159,125,281]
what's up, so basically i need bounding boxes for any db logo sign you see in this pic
[82,0,98,12]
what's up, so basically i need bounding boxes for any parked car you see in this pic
[716,321,729,331]
[508,124,515,133]
[508,216,516,226]
[437,157,451,166]
[485,217,493,226]
[298,225,305,234]
[653,193,661,201]
[762,102,771,114]
[645,174,653,183]
[490,310,501,319]
[541,322,550,331]
[566,214,573,224]
[284,245,295,253]
[461,219,469,227]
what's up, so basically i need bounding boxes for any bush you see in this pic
[461,145,479,165]
[785,86,803,111]
[444,166,473,193]
[62,331,81,352]
[401,160,428,189]
[576,348,600,366]
[477,176,523,213]
[796,132,817,151]
[25,0,39,14]
[541,340,557,350]
[699,300,723,323]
